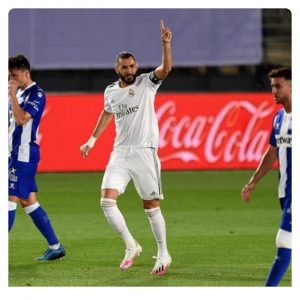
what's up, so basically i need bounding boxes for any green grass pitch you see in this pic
[8,170,291,286]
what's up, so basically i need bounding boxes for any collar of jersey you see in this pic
[19,82,36,99]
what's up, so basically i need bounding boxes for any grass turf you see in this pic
[8,171,291,286]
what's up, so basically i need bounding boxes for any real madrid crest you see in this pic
[128,88,135,97]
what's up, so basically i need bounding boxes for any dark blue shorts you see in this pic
[9,159,38,199]
[279,197,291,232]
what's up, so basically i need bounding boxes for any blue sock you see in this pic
[27,205,59,246]
[265,248,291,286]
[9,210,16,232]
[8,201,17,232]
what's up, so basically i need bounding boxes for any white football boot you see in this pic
[119,241,142,270]
[150,254,172,275]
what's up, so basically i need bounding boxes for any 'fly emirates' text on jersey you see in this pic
[104,72,162,148]
[270,108,292,199]
[8,82,46,163]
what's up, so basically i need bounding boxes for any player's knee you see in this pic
[276,229,291,249]
[143,199,160,209]
[101,188,119,199]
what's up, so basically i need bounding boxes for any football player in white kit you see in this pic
[241,68,292,286]
[80,20,172,275]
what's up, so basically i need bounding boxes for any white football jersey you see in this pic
[104,72,162,148]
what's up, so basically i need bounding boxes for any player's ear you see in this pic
[23,69,30,79]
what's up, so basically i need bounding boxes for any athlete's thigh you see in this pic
[9,159,38,200]
[130,148,163,200]
[101,149,131,195]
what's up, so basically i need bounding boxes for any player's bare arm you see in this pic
[8,79,32,126]
[241,145,278,202]
[155,19,172,80]
[80,110,113,158]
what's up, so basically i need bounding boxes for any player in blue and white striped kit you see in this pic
[8,54,65,261]
[241,67,291,286]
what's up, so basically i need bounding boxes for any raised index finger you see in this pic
[160,19,165,30]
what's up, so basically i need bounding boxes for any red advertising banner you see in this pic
[38,93,278,172]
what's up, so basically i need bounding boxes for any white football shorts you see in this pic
[101,147,164,200]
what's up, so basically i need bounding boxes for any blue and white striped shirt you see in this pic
[270,108,292,199]
[8,82,46,163]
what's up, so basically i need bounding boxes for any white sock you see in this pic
[23,202,40,214]
[100,198,136,249]
[8,200,17,211]
[49,243,60,250]
[145,207,169,258]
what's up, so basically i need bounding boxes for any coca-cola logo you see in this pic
[157,100,275,164]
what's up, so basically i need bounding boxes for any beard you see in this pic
[118,73,137,85]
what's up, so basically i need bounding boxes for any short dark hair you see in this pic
[9,54,31,71]
[115,51,136,64]
[268,67,291,80]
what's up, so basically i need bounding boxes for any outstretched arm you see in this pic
[154,19,172,80]
[241,145,278,202]
[80,110,113,158]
